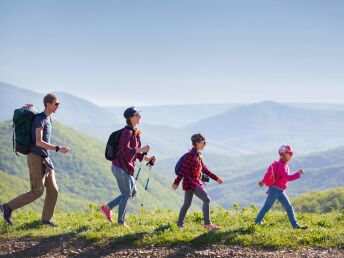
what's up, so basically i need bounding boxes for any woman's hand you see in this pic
[172,183,178,190]
[258,181,264,187]
[136,145,150,154]
[148,156,156,165]
[216,177,224,184]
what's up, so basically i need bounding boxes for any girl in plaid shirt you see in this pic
[172,133,224,230]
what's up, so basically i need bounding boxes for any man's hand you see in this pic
[59,146,70,154]
[216,177,224,184]
[172,183,178,190]
[298,169,304,175]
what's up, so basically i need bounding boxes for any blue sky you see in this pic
[0,0,343,106]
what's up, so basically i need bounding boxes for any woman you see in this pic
[100,107,155,227]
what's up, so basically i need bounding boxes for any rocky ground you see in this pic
[0,237,343,257]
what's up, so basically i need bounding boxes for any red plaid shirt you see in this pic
[173,148,219,192]
[113,126,144,176]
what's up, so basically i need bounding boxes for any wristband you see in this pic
[55,145,60,152]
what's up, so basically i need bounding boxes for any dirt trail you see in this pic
[0,237,342,257]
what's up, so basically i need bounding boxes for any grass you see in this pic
[0,205,343,249]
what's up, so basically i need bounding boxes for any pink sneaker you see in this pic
[204,224,221,230]
[99,204,113,223]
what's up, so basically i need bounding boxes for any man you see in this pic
[0,93,70,227]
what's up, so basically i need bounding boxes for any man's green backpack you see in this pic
[12,104,38,155]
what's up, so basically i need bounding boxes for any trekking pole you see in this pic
[135,167,142,181]
[134,152,146,226]
[144,178,150,191]
[140,157,154,207]
[142,157,154,196]
[136,151,147,224]
[139,156,155,225]
[135,151,147,181]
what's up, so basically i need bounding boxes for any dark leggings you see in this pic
[177,186,211,227]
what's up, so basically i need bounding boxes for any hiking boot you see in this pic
[294,225,308,230]
[0,204,13,225]
[117,222,130,228]
[204,224,221,230]
[42,220,58,227]
[99,204,113,223]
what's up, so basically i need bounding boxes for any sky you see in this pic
[0,0,343,106]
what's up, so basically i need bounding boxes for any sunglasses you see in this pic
[54,103,60,106]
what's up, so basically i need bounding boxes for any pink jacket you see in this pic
[262,159,301,190]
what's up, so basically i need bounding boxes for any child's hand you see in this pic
[217,177,224,184]
[258,181,264,187]
[172,184,178,190]
[298,169,304,175]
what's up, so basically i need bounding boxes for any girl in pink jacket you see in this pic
[254,144,308,229]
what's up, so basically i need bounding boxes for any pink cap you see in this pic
[278,144,294,155]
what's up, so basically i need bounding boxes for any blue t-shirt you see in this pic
[31,112,52,157]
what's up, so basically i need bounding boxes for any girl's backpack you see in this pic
[175,153,190,175]
[262,161,279,187]
[174,151,198,176]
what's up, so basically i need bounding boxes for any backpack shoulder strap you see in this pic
[186,151,198,169]
[271,161,281,182]
[183,151,199,177]
[118,127,137,168]
[12,123,18,156]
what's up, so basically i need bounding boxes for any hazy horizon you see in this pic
[2,81,344,108]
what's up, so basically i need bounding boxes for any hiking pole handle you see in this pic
[146,155,156,167]
[142,145,150,156]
